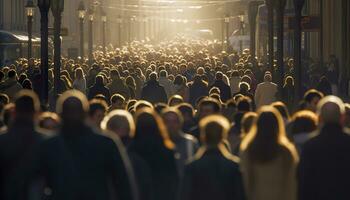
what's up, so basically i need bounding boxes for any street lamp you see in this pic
[224,15,230,52]
[101,9,107,55]
[88,8,94,65]
[38,0,50,106]
[25,0,35,61]
[239,14,245,53]
[78,1,86,58]
[51,0,64,99]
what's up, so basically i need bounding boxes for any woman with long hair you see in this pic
[72,67,87,94]
[240,106,298,200]
[128,107,179,200]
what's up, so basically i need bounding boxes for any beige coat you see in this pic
[240,149,298,200]
[254,81,278,108]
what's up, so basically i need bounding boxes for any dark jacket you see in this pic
[298,124,350,200]
[141,80,168,104]
[211,80,232,102]
[189,80,209,106]
[0,119,49,200]
[107,79,131,100]
[39,123,137,200]
[88,83,110,101]
[129,140,179,200]
[181,147,245,200]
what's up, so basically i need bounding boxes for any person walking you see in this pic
[240,106,298,200]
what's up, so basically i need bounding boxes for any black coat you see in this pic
[189,80,209,106]
[128,141,179,200]
[211,80,232,102]
[0,119,49,200]
[298,124,350,200]
[181,148,245,200]
[39,123,137,200]
[88,83,111,101]
[141,80,168,104]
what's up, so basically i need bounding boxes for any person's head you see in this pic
[125,76,135,88]
[241,112,257,136]
[134,100,154,112]
[22,79,33,90]
[154,103,168,114]
[161,108,184,138]
[231,70,239,78]
[134,107,174,150]
[239,82,250,93]
[174,75,184,86]
[177,103,194,122]
[14,90,40,121]
[7,70,17,80]
[271,101,290,122]
[75,67,84,79]
[159,70,168,78]
[263,73,272,82]
[303,89,324,112]
[199,115,230,147]
[198,98,221,119]
[89,99,108,128]
[317,95,345,126]
[38,112,61,131]
[101,109,135,141]
[168,95,184,107]
[56,90,89,125]
[209,87,220,95]
[284,76,294,87]
[149,72,158,81]
[236,96,252,112]
[290,110,317,135]
[241,106,295,163]
[0,93,9,105]
[215,71,224,81]
[95,75,104,86]
[110,69,120,80]
[110,94,126,110]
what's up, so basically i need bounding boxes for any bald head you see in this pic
[317,96,345,125]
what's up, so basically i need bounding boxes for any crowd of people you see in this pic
[0,37,349,200]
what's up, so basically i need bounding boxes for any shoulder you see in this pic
[183,133,198,143]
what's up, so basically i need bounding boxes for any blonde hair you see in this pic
[240,106,298,163]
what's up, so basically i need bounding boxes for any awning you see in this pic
[0,30,40,44]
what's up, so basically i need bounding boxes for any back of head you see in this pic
[317,95,345,126]
[101,109,135,138]
[14,90,40,119]
[241,106,291,163]
[56,90,89,124]
[199,115,230,147]
[159,70,167,78]
[149,72,158,81]
[215,71,224,80]
[134,108,174,150]
[291,110,317,135]
[264,73,272,82]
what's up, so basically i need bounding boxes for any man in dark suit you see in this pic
[210,72,231,102]
[141,72,168,104]
[181,115,245,200]
[298,96,350,200]
[38,90,138,200]
[0,90,48,200]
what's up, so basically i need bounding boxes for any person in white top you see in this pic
[255,72,278,109]
[158,70,175,99]
[72,67,87,94]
